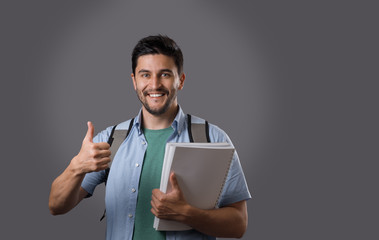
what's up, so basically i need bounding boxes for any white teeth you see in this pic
[149,93,163,97]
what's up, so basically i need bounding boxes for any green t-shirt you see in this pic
[133,127,174,240]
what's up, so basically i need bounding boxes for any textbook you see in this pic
[153,142,235,231]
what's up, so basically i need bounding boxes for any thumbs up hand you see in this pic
[70,121,111,175]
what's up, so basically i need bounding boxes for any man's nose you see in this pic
[150,75,161,89]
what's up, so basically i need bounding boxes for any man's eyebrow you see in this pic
[137,69,151,74]
[137,69,174,74]
[160,69,174,73]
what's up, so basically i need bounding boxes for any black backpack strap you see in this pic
[105,118,135,178]
[187,114,210,143]
[100,118,134,221]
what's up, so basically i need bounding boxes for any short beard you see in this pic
[142,97,172,116]
[137,88,176,116]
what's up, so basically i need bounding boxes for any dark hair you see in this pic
[132,35,183,75]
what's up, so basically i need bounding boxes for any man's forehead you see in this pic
[136,54,176,70]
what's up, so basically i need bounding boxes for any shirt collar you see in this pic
[133,105,187,136]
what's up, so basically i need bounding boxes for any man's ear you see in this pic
[131,73,137,90]
[178,73,185,90]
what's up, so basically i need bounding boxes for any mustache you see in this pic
[143,88,169,96]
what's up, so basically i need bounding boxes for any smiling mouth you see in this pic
[144,89,169,98]
[149,93,164,97]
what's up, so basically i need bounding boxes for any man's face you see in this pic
[131,54,185,116]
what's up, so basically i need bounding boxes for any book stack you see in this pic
[154,142,235,231]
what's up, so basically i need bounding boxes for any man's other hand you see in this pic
[151,172,189,222]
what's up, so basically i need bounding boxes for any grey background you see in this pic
[1,0,378,239]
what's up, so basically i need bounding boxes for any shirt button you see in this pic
[131,188,136,193]
[141,140,146,145]
[135,163,140,167]
[128,214,133,218]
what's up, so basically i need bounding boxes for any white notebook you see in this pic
[154,142,235,231]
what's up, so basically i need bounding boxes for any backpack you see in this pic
[100,114,210,221]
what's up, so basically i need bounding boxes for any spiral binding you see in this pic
[213,149,235,208]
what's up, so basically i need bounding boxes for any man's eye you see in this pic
[142,74,150,78]
[162,73,170,77]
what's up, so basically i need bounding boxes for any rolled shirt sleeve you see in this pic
[208,125,251,207]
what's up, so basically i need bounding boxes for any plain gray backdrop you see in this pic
[1,0,378,239]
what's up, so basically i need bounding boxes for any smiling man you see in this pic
[49,35,251,240]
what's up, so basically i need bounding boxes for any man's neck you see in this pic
[141,105,179,130]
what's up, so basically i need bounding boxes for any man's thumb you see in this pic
[169,172,179,190]
[84,121,94,143]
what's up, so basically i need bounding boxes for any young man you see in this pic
[49,35,251,240]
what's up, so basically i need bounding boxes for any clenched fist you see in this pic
[71,121,111,175]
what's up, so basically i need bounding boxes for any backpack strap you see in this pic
[100,118,134,221]
[105,118,134,177]
[187,114,210,143]
[107,118,134,168]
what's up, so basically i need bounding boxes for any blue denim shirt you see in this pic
[82,107,251,240]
